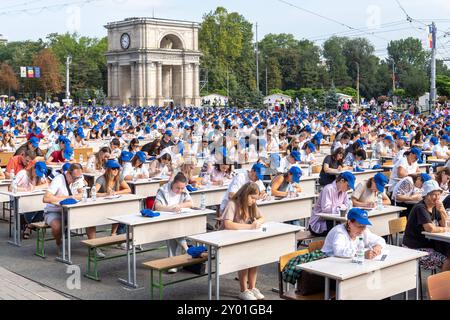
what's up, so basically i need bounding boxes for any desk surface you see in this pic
[316,205,407,222]
[188,222,302,247]
[297,245,427,281]
[57,193,145,209]
[126,178,169,186]
[330,169,383,176]
[257,193,317,206]
[422,231,450,242]
[0,189,46,197]
[109,208,215,226]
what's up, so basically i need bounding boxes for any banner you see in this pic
[34,67,41,78]
[20,67,26,78]
[27,67,34,78]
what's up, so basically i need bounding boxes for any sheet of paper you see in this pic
[373,249,390,261]
[104,195,122,200]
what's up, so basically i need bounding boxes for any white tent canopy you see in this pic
[201,94,228,106]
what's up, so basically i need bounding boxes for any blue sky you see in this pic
[2,0,450,61]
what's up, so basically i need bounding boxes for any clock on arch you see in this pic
[120,33,130,50]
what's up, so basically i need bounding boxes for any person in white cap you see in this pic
[403,180,450,272]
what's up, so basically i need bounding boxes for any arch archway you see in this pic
[160,34,184,49]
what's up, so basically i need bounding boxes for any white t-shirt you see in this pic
[388,157,419,192]
[219,172,265,211]
[122,162,150,179]
[432,144,448,157]
[44,174,70,213]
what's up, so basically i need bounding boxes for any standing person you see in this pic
[154,172,194,272]
[219,182,266,300]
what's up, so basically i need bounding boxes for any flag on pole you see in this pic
[20,67,26,78]
[428,25,435,49]
[27,67,34,78]
[34,67,41,78]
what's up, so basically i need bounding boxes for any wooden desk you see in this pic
[0,152,14,168]
[297,245,427,300]
[109,208,214,288]
[257,194,316,222]
[127,178,169,197]
[56,194,145,264]
[188,222,302,300]
[316,205,407,236]
[0,189,46,247]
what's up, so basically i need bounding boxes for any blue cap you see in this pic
[76,127,85,138]
[340,171,356,190]
[290,151,301,162]
[187,245,207,258]
[135,151,147,163]
[120,151,133,162]
[373,172,388,192]
[105,159,121,169]
[289,166,302,183]
[63,146,73,160]
[141,209,160,218]
[410,147,421,160]
[59,198,78,205]
[384,136,394,143]
[442,134,450,143]
[251,163,265,181]
[186,184,198,192]
[306,142,316,152]
[34,127,41,134]
[29,136,40,148]
[430,137,439,145]
[347,208,372,226]
[35,162,47,178]
[62,163,71,173]
[419,173,432,183]
[165,130,173,137]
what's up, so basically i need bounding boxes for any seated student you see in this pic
[10,161,49,239]
[42,163,84,255]
[352,173,391,209]
[206,163,232,186]
[322,208,386,259]
[148,153,172,178]
[128,138,140,154]
[392,173,431,217]
[122,151,149,181]
[344,147,367,168]
[109,138,122,160]
[435,167,450,192]
[154,172,194,272]
[219,182,266,301]
[71,128,87,148]
[5,150,36,179]
[318,147,345,187]
[14,137,44,161]
[403,180,450,272]
[300,142,316,165]
[93,160,132,241]
[278,150,302,173]
[88,125,101,140]
[46,144,74,165]
[45,136,68,160]
[270,166,303,197]
[86,146,111,173]
[179,163,199,187]
[0,131,15,152]
[388,147,422,193]
[309,172,356,237]
[432,135,450,159]
[141,138,161,158]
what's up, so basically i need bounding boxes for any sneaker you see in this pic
[167,268,178,274]
[136,245,143,251]
[238,290,257,300]
[250,288,265,300]
[119,243,132,251]
[96,248,106,258]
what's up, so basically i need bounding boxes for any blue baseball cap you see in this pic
[141,209,160,218]
[59,198,78,205]
[63,146,73,160]
[384,136,394,143]
[251,163,265,181]
[442,134,450,143]
[410,147,421,160]
[76,127,85,138]
[373,172,388,193]
[165,130,173,137]
[187,245,207,258]
[306,142,316,152]
[120,151,133,162]
[289,166,303,183]
[290,151,301,162]
[347,208,372,226]
[340,171,356,190]
[105,159,121,169]
[430,137,439,145]
[29,136,40,148]
[419,173,432,183]
[62,163,71,173]
[135,151,147,163]
[35,162,47,178]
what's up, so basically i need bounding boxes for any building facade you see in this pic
[105,18,201,106]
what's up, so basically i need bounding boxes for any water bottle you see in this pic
[287,183,293,198]
[377,191,383,210]
[368,157,372,168]
[82,187,88,202]
[429,166,434,175]
[11,177,17,194]
[91,186,97,201]
[422,154,426,164]
[132,170,138,182]
[200,192,206,209]
[10,169,14,181]
[308,163,312,176]
[347,192,353,211]
[266,185,272,201]
[353,161,357,172]
[79,154,83,164]
[357,237,365,265]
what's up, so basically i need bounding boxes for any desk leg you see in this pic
[8,197,20,247]
[67,210,72,264]
[119,225,138,288]
[336,280,341,300]
[416,261,420,300]
[324,277,330,300]
[207,244,212,300]
[132,236,137,287]
[56,208,72,264]
[215,247,220,300]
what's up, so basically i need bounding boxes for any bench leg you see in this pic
[85,247,100,281]
[35,228,46,258]
[150,269,154,300]
[159,271,164,300]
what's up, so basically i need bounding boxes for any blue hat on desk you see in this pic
[141,209,160,218]
[35,162,47,178]
[187,245,207,258]
[59,198,78,205]
[347,208,372,226]
[339,171,356,190]
[290,151,301,162]
[373,173,388,192]
[186,184,198,192]
[289,166,302,183]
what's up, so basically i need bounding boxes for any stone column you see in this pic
[156,62,163,106]
[136,62,143,105]
[183,63,191,106]
[130,62,136,104]
[107,63,112,99]
[192,63,200,106]
[145,62,152,105]
[114,63,120,105]
[162,66,171,100]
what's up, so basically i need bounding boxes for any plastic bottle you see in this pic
[11,177,17,194]
[353,161,357,172]
[287,183,293,198]
[377,191,383,210]
[422,154,426,164]
[10,169,15,181]
[132,170,138,182]
[200,192,206,209]
[429,166,434,175]
[79,154,83,164]
[82,187,88,202]
[308,163,312,176]
[266,185,272,201]
[356,237,365,265]
[91,186,97,201]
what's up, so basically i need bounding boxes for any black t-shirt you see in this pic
[160,139,174,151]
[319,155,340,186]
[443,194,450,209]
[403,201,442,249]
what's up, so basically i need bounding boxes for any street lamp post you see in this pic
[354,61,360,107]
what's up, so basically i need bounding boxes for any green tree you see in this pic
[323,37,352,88]
[436,75,450,97]
[325,85,339,109]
